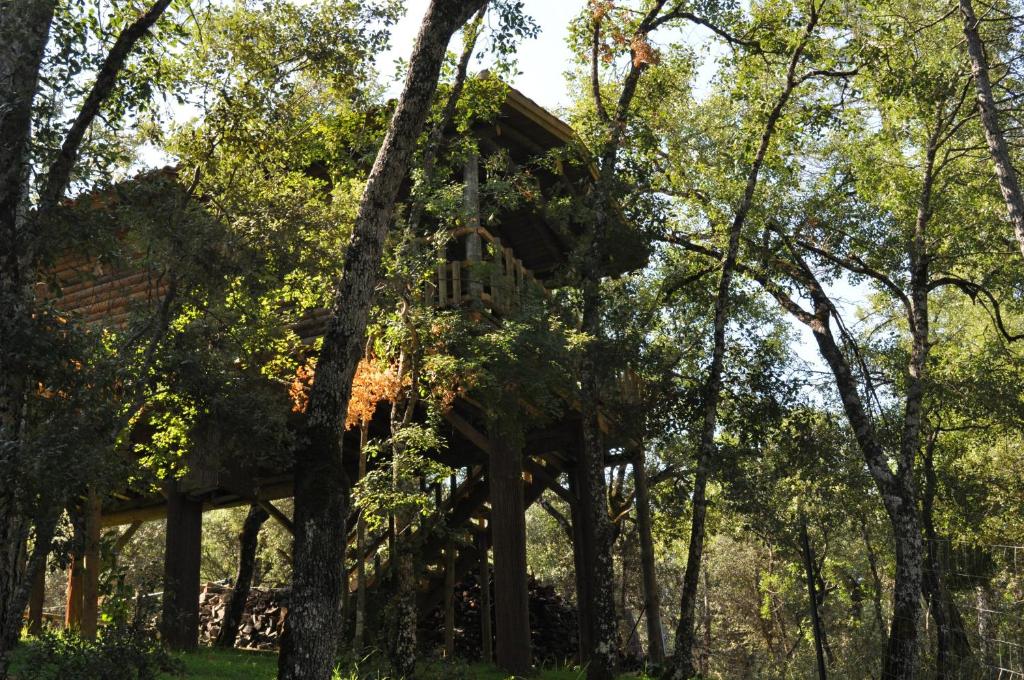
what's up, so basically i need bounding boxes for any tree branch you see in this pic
[39,0,173,210]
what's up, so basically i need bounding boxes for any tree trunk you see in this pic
[568,467,594,665]
[799,514,827,680]
[632,447,665,666]
[477,527,493,664]
[216,504,269,649]
[0,6,57,673]
[666,14,816,675]
[443,543,456,659]
[921,435,971,678]
[960,0,1024,259]
[389,349,420,678]
[353,423,369,655]
[575,357,619,680]
[276,3,485,679]
[1,2,171,672]
[488,417,531,677]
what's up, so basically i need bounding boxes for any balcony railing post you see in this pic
[464,152,484,306]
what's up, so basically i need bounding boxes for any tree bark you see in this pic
[276,3,485,679]
[799,514,827,680]
[389,350,419,678]
[1,2,171,671]
[632,447,665,666]
[921,433,971,678]
[574,371,619,680]
[477,527,493,664]
[0,6,57,672]
[353,423,369,654]
[216,504,269,649]
[960,0,1024,259]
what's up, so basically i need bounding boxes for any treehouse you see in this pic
[40,85,640,672]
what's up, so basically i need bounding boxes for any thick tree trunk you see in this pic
[1,3,171,672]
[216,504,269,649]
[0,513,54,680]
[276,3,485,679]
[0,6,57,672]
[576,338,620,680]
[632,447,665,666]
[488,417,532,677]
[960,0,1024,258]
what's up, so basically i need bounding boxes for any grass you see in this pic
[9,640,652,680]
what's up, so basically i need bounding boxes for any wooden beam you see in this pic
[81,490,101,639]
[487,417,532,676]
[258,499,294,535]
[444,408,494,456]
[28,563,45,636]
[161,483,203,650]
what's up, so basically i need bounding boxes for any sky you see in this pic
[376,0,581,112]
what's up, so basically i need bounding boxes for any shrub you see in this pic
[18,625,183,680]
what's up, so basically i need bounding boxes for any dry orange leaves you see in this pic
[290,358,407,430]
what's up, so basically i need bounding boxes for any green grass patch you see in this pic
[10,640,651,679]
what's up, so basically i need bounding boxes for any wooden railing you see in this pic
[424,226,545,316]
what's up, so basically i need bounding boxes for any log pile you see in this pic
[422,571,579,664]
[196,582,289,650]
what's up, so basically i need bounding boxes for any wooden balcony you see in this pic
[426,226,545,317]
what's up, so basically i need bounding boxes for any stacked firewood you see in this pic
[422,571,579,665]
[196,582,289,650]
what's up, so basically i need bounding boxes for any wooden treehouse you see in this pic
[39,86,635,673]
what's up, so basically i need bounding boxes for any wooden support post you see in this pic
[444,543,456,658]
[64,513,84,631]
[491,237,503,311]
[28,562,45,635]
[452,260,462,307]
[161,483,203,650]
[487,418,532,676]
[443,474,458,658]
[81,490,102,639]
[477,522,493,664]
[464,152,484,304]
[437,262,448,308]
[258,499,294,535]
[568,466,594,663]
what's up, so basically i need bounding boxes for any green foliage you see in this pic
[16,627,182,680]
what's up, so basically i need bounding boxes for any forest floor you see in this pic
[174,648,653,679]
[8,643,652,679]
